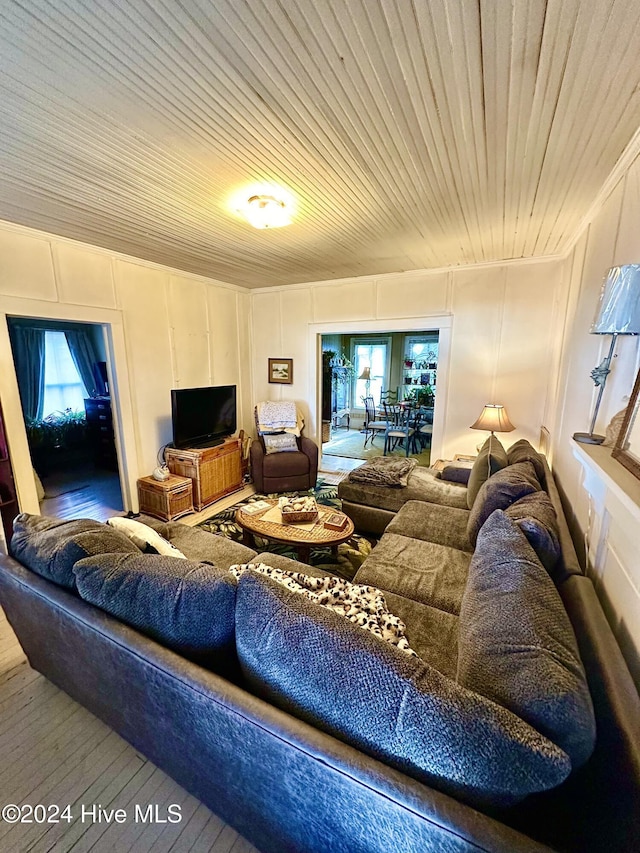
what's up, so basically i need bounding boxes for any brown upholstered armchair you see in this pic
[250,406,318,494]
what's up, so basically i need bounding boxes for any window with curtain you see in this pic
[351,338,390,407]
[42,331,88,417]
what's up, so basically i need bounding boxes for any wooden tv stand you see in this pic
[165,438,243,511]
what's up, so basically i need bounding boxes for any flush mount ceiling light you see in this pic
[243,194,292,229]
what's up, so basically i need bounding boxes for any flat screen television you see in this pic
[171,384,237,449]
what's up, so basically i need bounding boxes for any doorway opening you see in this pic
[7,317,123,521]
[320,330,439,466]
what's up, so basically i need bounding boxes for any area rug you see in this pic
[198,481,374,580]
[316,469,352,485]
[322,429,431,466]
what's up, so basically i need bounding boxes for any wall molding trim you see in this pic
[0,218,250,294]
[560,127,640,261]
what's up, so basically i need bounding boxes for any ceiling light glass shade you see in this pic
[591,264,640,334]
[470,404,515,433]
[244,195,292,229]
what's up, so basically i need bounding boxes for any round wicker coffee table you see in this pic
[235,499,354,563]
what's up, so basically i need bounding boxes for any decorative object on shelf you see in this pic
[152,465,170,481]
[358,366,371,399]
[470,404,516,437]
[574,264,640,444]
[268,357,293,384]
[602,408,627,447]
[403,386,435,407]
[612,366,640,480]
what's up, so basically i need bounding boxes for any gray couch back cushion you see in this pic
[9,513,139,590]
[504,491,562,576]
[507,438,546,483]
[466,436,508,508]
[235,571,570,809]
[458,510,596,769]
[467,461,541,545]
[73,552,238,672]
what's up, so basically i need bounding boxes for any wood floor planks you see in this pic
[0,609,261,852]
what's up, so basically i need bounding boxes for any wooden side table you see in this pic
[165,439,243,511]
[137,474,194,522]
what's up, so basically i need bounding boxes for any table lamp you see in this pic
[573,264,640,444]
[358,366,371,399]
[470,404,515,437]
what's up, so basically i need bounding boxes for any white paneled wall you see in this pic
[249,258,565,461]
[552,154,640,687]
[0,221,250,514]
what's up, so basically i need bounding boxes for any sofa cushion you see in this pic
[466,435,508,508]
[355,533,471,614]
[507,438,546,483]
[386,500,473,553]
[339,465,469,514]
[263,433,298,454]
[73,552,238,672]
[504,491,562,576]
[231,562,416,656]
[384,591,460,678]
[165,522,257,569]
[263,450,310,477]
[467,461,541,545]
[457,511,596,769]
[9,513,139,590]
[107,516,186,558]
[439,463,472,485]
[235,571,570,808]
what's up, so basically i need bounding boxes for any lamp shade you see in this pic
[470,404,515,433]
[358,367,371,380]
[590,265,640,335]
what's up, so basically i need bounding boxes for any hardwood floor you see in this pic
[0,608,260,852]
[39,466,124,523]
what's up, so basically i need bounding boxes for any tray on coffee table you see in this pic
[235,499,354,563]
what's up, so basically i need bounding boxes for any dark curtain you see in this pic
[64,329,106,397]
[10,326,46,421]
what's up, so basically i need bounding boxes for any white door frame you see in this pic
[308,315,452,462]
[0,297,140,519]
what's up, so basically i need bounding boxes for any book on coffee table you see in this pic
[324,512,348,531]
[241,499,271,515]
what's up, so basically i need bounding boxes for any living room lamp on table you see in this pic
[470,403,516,477]
[470,404,515,439]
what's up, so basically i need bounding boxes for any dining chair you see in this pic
[383,405,416,456]
[382,400,400,427]
[362,396,387,448]
[414,406,434,449]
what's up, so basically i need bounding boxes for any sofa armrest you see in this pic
[250,439,266,493]
[299,436,319,480]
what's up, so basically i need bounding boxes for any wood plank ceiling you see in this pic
[1,0,640,288]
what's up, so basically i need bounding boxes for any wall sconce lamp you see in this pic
[470,403,516,437]
[358,366,371,399]
[573,265,640,444]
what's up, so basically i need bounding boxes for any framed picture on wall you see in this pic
[268,358,293,384]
